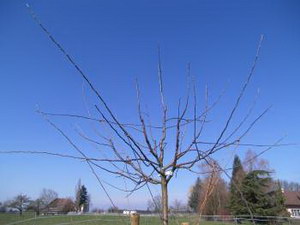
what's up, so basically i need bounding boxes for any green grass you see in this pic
[0,213,237,225]
[1,213,296,225]
[0,212,36,225]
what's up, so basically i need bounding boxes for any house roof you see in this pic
[284,191,300,207]
[42,198,75,212]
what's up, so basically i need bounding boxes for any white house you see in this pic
[284,191,300,218]
[123,210,137,215]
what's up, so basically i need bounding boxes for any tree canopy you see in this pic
[234,170,286,216]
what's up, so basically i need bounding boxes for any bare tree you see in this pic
[243,149,271,172]
[197,160,220,216]
[27,188,58,215]
[171,199,184,212]
[1,5,291,225]
[75,179,82,212]
[280,180,300,192]
[8,194,31,216]
[35,31,266,224]
[147,195,162,213]
[197,160,229,215]
[39,188,58,210]
[28,198,42,216]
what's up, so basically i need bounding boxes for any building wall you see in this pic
[287,208,300,218]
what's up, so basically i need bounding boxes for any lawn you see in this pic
[1,213,298,225]
[0,213,239,225]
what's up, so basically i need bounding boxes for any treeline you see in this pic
[0,179,90,215]
[280,180,300,192]
[1,189,60,215]
[188,150,291,216]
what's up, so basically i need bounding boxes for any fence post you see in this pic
[131,213,140,225]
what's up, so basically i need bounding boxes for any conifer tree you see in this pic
[239,170,271,216]
[79,185,89,212]
[188,178,202,212]
[229,155,245,215]
[237,170,286,216]
[268,181,287,216]
[75,180,90,212]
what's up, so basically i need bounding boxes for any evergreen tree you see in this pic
[229,155,245,215]
[75,180,90,212]
[188,178,202,212]
[236,170,286,216]
[238,170,271,216]
[268,181,288,216]
[79,185,89,212]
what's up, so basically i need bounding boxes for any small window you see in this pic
[293,209,300,217]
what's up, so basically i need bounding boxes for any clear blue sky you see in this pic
[0,0,299,209]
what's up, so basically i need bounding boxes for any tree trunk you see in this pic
[161,176,168,225]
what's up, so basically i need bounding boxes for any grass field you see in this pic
[1,213,298,225]
[0,213,240,225]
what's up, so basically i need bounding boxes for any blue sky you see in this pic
[0,0,299,209]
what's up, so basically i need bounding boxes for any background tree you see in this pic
[0,202,6,213]
[147,195,162,213]
[229,155,246,215]
[107,206,119,213]
[62,198,76,213]
[280,180,300,192]
[243,150,270,172]
[198,160,229,215]
[39,188,58,211]
[79,185,89,212]
[188,178,202,212]
[27,198,42,216]
[269,181,288,216]
[170,199,184,212]
[202,178,229,215]
[8,194,31,216]
[75,179,82,212]
[75,180,90,212]
[91,207,104,213]
[236,170,286,216]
